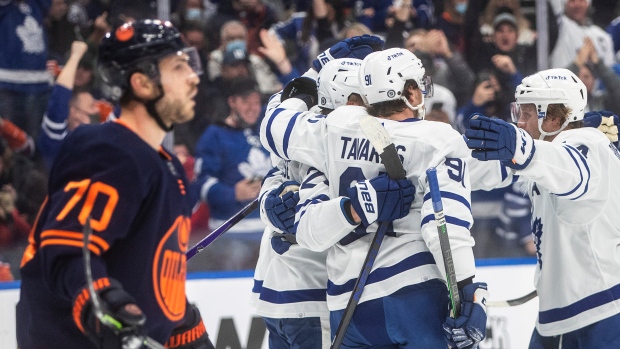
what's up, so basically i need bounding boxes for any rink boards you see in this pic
[0,258,538,349]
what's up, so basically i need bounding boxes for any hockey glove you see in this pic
[465,114,535,170]
[165,303,215,349]
[443,282,489,349]
[73,277,147,349]
[281,77,318,110]
[312,34,384,72]
[346,173,414,227]
[263,181,300,234]
[583,110,619,146]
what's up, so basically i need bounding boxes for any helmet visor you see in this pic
[510,102,520,123]
[178,47,203,77]
[421,75,433,98]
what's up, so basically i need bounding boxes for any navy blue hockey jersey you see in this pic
[17,120,192,347]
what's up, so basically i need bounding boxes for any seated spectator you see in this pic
[414,50,458,126]
[455,70,503,133]
[435,0,469,53]
[205,0,279,55]
[0,139,47,226]
[568,37,620,114]
[473,12,537,79]
[478,0,536,46]
[339,21,372,38]
[0,182,31,248]
[359,0,435,35]
[384,0,435,49]
[405,29,475,108]
[270,0,337,73]
[0,261,14,281]
[38,41,95,171]
[190,77,271,271]
[549,0,614,69]
[208,20,284,95]
[0,117,34,157]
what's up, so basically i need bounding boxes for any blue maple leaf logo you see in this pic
[532,217,543,269]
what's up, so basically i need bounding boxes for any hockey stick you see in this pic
[330,115,406,349]
[82,217,165,349]
[426,168,461,318]
[487,290,537,307]
[186,198,259,260]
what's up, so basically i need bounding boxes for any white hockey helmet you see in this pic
[513,68,587,139]
[317,58,362,110]
[358,48,433,106]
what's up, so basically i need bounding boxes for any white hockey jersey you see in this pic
[252,159,330,318]
[474,127,620,336]
[260,93,477,311]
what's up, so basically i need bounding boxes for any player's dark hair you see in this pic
[366,80,418,118]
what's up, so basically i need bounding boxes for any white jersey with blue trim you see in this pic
[261,94,477,311]
[252,159,330,318]
[516,128,620,336]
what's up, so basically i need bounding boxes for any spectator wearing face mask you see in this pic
[435,0,469,53]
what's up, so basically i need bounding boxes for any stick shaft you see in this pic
[426,167,461,318]
[487,290,537,307]
[330,223,388,349]
[186,198,259,260]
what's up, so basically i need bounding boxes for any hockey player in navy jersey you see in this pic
[261,45,489,349]
[253,58,368,349]
[465,68,620,348]
[16,20,215,348]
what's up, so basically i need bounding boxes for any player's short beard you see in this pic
[156,95,194,125]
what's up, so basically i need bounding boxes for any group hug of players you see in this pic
[14,19,620,349]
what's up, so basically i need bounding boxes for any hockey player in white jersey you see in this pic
[465,68,620,348]
[252,57,380,349]
[261,47,489,349]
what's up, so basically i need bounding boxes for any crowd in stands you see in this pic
[1,0,619,279]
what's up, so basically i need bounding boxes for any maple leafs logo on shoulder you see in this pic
[532,217,543,269]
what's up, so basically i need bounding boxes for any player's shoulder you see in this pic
[386,119,464,145]
[554,127,610,147]
[58,122,160,174]
[325,106,368,126]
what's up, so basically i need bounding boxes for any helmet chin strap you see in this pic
[136,83,173,132]
[537,117,568,140]
[401,97,426,119]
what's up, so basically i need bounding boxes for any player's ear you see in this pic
[129,72,155,99]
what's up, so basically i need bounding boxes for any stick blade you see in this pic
[358,115,406,180]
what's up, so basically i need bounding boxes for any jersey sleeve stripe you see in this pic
[282,112,301,158]
[41,229,110,250]
[259,286,327,304]
[420,214,472,229]
[538,282,620,324]
[40,239,102,255]
[265,108,285,158]
[326,251,436,296]
[200,177,219,203]
[422,191,472,212]
[555,145,590,200]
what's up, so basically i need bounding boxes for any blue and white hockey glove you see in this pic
[465,114,535,170]
[346,173,414,227]
[312,34,384,72]
[583,110,619,146]
[263,181,300,234]
[443,282,489,349]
